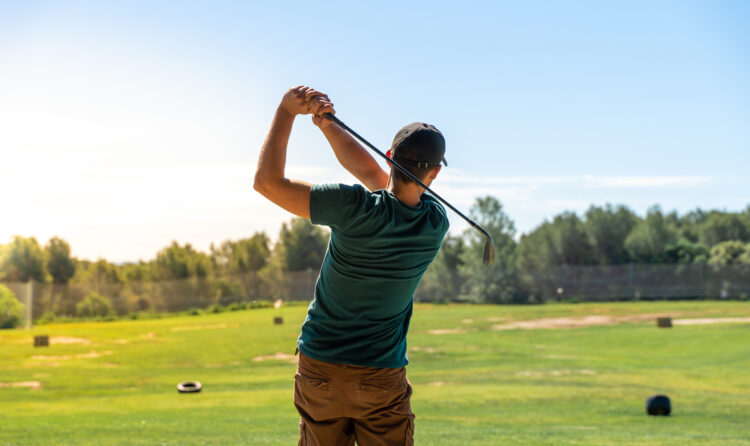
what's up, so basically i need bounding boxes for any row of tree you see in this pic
[0,219,328,319]
[1,199,749,318]
[418,200,750,303]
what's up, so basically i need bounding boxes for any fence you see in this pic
[518,263,750,301]
[1,269,319,321]
[2,264,749,321]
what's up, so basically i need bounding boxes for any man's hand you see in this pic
[310,93,335,129]
[280,85,334,119]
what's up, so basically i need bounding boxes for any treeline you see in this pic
[0,219,329,322]
[1,197,750,324]
[417,199,750,303]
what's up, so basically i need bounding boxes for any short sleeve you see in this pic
[309,183,366,230]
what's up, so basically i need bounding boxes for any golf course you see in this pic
[2,301,749,445]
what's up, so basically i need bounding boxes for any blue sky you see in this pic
[1,1,748,262]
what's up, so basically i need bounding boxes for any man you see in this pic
[254,85,449,445]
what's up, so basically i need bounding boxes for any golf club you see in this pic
[323,113,495,265]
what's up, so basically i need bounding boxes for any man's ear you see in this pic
[385,149,393,168]
[428,165,441,180]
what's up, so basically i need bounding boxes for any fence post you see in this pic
[307,268,313,297]
[25,281,33,330]
[629,263,635,299]
[699,263,705,298]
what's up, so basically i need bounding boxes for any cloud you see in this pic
[439,171,714,189]
[583,175,712,188]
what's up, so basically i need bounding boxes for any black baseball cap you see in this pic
[390,122,447,169]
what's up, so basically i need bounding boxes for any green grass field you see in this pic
[2,301,750,445]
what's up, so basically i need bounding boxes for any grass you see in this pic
[1,301,750,445]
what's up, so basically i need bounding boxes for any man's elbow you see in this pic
[254,173,284,197]
[253,172,270,195]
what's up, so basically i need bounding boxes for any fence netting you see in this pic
[2,264,749,320]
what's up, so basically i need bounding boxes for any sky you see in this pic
[1,0,748,263]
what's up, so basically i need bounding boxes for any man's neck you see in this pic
[387,179,423,207]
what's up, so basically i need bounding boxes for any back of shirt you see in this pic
[298,183,449,368]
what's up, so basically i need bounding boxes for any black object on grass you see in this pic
[646,394,671,415]
[323,113,495,265]
[656,317,672,328]
[177,381,202,393]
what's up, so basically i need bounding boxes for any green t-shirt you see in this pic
[298,183,449,368]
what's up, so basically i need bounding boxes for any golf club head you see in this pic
[483,237,495,265]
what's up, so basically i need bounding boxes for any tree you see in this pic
[708,241,750,265]
[46,237,76,284]
[662,239,709,264]
[212,233,271,300]
[0,284,24,329]
[624,206,677,263]
[417,235,466,302]
[550,212,595,265]
[674,209,707,243]
[231,233,271,299]
[277,218,328,271]
[459,196,518,303]
[698,212,750,247]
[1,236,47,282]
[517,212,595,270]
[75,292,113,318]
[584,204,638,264]
[45,237,76,312]
[156,242,213,279]
[0,243,6,281]
[122,261,156,283]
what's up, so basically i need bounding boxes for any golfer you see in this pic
[254,86,448,445]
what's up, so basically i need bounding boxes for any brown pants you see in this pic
[294,353,415,446]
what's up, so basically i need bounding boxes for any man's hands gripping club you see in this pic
[280,85,336,123]
[254,85,387,220]
[283,85,387,191]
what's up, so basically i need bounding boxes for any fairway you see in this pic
[2,302,750,445]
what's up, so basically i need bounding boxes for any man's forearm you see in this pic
[255,106,295,187]
[321,123,386,190]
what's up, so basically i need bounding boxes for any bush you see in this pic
[37,310,57,325]
[0,284,24,329]
[208,304,226,314]
[212,279,245,306]
[76,292,113,318]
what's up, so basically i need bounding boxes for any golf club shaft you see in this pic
[323,113,493,243]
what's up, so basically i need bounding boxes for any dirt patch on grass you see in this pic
[253,352,296,362]
[140,332,155,339]
[0,381,43,390]
[410,346,439,353]
[31,350,113,361]
[492,314,673,330]
[36,362,61,367]
[674,317,750,326]
[51,336,91,345]
[428,381,446,387]
[428,328,475,335]
[171,323,238,332]
[516,369,597,377]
